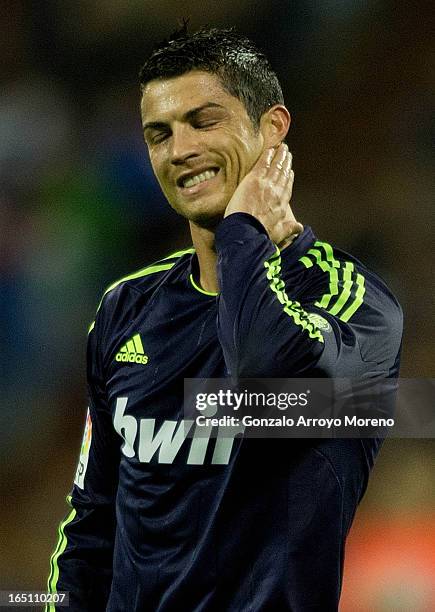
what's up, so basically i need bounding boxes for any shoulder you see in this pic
[296,237,401,318]
[88,246,194,335]
[295,237,403,368]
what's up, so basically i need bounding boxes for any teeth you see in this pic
[183,169,217,188]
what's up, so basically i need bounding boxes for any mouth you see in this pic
[177,167,220,195]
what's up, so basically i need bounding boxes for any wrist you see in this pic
[277,228,304,251]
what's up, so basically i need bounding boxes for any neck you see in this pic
[188,219,303,294]
[189,221,219,294]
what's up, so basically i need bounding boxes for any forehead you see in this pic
[140,70,245,122]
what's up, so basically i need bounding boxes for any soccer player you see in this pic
[47,26,403,611]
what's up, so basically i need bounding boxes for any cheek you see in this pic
[227,133,261,180]
[149,155,169,191]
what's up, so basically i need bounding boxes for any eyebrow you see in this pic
[142,102,226,131]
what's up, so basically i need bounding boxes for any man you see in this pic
[47,26,403,611]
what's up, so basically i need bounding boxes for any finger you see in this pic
[277,150,293,187]
[268,143,288,182]
[256,147,275,177]
[283,167,295,203]
[282,168,302,234]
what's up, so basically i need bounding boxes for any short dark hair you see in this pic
[139,24,284,129]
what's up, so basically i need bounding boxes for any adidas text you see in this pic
[115,333,148,365]
[115,352,148,364]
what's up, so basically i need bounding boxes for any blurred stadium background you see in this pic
[1,1,434,610]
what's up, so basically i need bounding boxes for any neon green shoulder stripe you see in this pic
[340,272,365,321]
[264,248,324,342]
[88,247,194,334]
[161,247,195,261]
[99,262,176,301]
[304,246,340,310]
[299,240,366,322]
[46,495,77,611]
[88,262,174,333]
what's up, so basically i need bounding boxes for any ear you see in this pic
[259,105,291,148]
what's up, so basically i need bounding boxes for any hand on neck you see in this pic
[189,217,303,295]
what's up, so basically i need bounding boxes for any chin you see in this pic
[190,211,224,229]
[175,196,229,228]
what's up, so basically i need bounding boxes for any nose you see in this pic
[170,123,201,165]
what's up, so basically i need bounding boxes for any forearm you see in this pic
[48,494,115,611]
[215,213,325,377]
[47,328,119,612]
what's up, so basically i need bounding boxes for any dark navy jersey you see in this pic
[47,213,403,612]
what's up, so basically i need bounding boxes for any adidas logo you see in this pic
[115,333,149,365]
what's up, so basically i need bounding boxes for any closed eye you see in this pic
[153,132,170,144]
[146,130,170,145]
[194,120,219,129]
